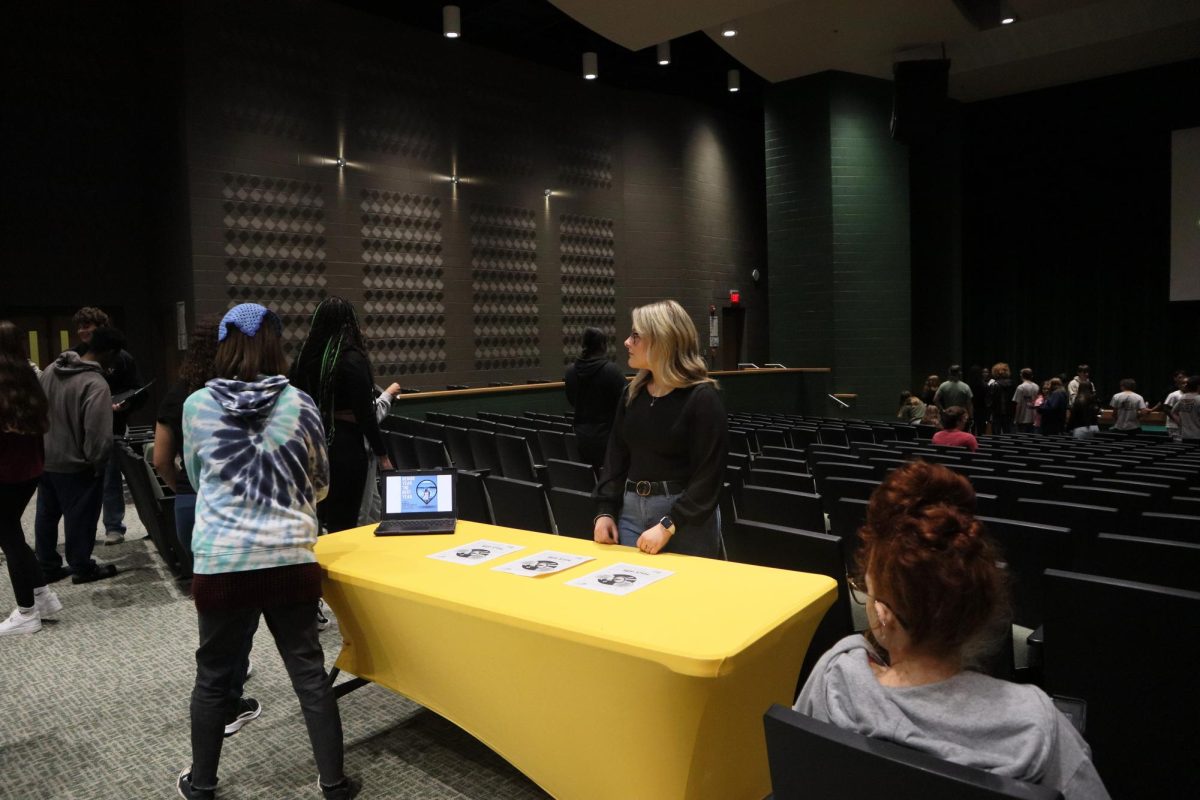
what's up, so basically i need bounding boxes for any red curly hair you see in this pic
[857,461,1007,659]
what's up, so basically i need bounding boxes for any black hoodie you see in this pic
[564,356,626,442]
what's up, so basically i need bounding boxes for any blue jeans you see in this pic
[174,492,196,555]
[617,490,722,558]
[35,469,104,574]
[102,447,126,534]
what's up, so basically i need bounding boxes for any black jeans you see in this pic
[319,420,368,534]
[190,600,343,791]
[34,469,104,575]
[0,478,45,608]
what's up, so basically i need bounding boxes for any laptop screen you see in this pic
[384,472,455,516]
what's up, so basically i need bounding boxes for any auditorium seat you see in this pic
[485,475,554,534]
[1042,569,1200,798]
[763,705,1062,800]
[968,476,1045,501]
[544,459,595,493]
[735,486,825,533]
[753,455,808,473]
[1137,511,1200,544]
[443,426,475,470]
[977,516,1072,629]
[115,443,187,577]
[744,468,815,494]
[384,431,420,470]
[818,476,879,507]
[455,469,493,525]
[495,433,538,482]
[829,496,868,564]
[1081,534,1200,591]
[468,428,502,474]
[413,436,451,469]
[536,429,569,463]
[1014,499,1117,556]
[546,488,594,539]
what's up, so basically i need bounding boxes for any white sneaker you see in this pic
[0,607,41,636]
[316,599,332,632]
[34,588,62,618]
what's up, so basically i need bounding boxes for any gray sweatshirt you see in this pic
[795,635,1110,800]
[40,351,113,474]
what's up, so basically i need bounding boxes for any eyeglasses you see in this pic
[846,574,908,629]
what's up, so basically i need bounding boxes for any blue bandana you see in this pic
[219,303,282,342]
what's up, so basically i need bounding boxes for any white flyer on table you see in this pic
[566,562,674,596]
[492,550,594,577]
[427,540,524,566]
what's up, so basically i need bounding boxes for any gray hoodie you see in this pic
[40,351,113,474]
[795,635,1109,799]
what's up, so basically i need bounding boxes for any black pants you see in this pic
[34,469,104,575]
[190,600,343,791]
[0,478,44,608]
[319,421,368,534]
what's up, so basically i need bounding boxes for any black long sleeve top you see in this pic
[595,382,728,529]
[292,349,386,456]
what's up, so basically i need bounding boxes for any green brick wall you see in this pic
[766,72,910,418]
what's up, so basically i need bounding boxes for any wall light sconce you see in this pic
[727,69,740,92]
[721,22,738,38]
[657,41,670,66]
[335,157,346,168]
[582,52,598,80]
[544,188,553,197]
[450,174,460,185]
[443,6,461,38]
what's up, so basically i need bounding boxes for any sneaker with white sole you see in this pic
[223,697,261,737]
[0,607,41,636]
[34,588,62,618]
[244,657,253,680]
[104,530,125,545]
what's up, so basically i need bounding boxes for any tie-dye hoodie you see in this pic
[183,375,329,575]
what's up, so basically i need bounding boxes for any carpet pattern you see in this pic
[0,495,549,799]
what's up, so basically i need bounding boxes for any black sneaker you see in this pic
[223,697,261,737]
[318,776,361,799]
[71,563,118,584]
[177,768,216,800]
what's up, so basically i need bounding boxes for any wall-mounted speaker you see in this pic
[890,59,950,144]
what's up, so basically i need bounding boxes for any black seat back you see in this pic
[546,487,595,540]
[978,516,1072,628]
[455,470,493,525]
[443,426,475,470]
[468,428,502,474]
[1082,534,1200,591]
[413,436,451,469]
[735,485,825,532]
[495,433,537,481]
[544,459,596,493]
[763,705,1062,800]
[537,429,569,463]
[1138,511,1200,544]
[1042,569,1200,798]
[384,431,420,469]
[745,468,815,494]
[115,443,187,576]
[484,475,554,533]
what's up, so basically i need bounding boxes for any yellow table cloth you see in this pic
[315,521,836,800]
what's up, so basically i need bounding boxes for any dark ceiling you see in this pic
[329,0,765,104]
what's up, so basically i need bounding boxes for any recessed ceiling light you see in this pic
[582,52,598,80]
[443,6,460,38]
[657,41,670,66]
[721,23,738,38]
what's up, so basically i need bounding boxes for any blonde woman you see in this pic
[593,300,728,558]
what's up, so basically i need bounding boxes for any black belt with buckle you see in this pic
[625,479,686,497]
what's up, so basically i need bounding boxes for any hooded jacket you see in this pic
[183,375,329,576]
[40,350,113,474]
[564,355,626,440]
[795,635,1109,799]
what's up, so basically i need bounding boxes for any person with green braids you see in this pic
[290,297,393,535]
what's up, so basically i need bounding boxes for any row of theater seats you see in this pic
[716,413,1198,799]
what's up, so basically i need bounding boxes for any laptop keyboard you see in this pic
[376,518,456,534]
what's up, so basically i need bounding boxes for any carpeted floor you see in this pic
[0,495,549,800]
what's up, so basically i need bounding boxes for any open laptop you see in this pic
[375,468,458,535]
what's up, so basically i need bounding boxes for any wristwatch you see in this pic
[658,515,677,536]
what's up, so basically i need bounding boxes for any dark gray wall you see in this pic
[182,0,767,389]
[765,72,910,417]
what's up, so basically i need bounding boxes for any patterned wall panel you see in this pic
[470,204,539,371]
[559,214,617,363]
[222,173,326,354]
[360,190,446,376]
